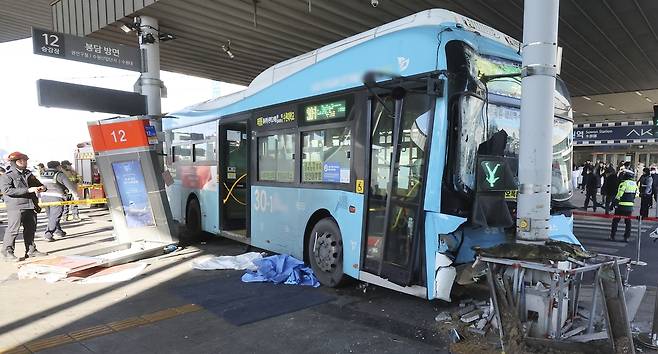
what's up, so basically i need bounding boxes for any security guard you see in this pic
[0,151,47,261]
[40,161,79,241]
[610,170,639,242]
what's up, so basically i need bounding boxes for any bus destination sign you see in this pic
[304,100,347,122]
[255,109,296,128]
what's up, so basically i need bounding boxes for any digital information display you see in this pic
[112,160,155,228]
[304,100,347,122]
[255,110,296,128]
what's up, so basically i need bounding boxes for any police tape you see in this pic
[0,198,107,209]
[79,184,104,189]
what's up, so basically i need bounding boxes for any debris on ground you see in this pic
[241,254,320,287]
[435,311,451,322]
[192,252,263,271]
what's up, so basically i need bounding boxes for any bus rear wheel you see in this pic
[307,218,347,287]
[182,198,202,245]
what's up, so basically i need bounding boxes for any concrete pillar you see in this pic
[516,0,560,242]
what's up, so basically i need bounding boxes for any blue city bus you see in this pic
[163,9,577,300]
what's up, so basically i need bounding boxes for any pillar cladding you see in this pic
[516,0,560,242]
[137,16,164,170]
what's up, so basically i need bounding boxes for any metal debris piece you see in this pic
[456,304,476,316]
[461,310,483,323]
[449,328,462,343]
[561,325,587,339]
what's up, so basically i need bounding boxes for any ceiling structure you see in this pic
[2,0,658,122]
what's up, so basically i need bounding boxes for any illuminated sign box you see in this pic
[475,155,517,193]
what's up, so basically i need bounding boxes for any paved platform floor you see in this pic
[0,208,453,353]
[0,207,656,353]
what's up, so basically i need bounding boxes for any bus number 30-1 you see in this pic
[254,189,273,213]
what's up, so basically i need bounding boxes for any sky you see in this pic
[0,38,245,165]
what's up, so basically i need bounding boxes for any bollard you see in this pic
[633,216,647,266]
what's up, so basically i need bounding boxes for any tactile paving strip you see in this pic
[0,303,203,353]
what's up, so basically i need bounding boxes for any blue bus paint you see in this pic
[251,186,363,279]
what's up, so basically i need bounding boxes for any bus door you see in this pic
[363,93,431,286]
[219,121,249,234]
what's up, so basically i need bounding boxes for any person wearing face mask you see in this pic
[0,152,47,261]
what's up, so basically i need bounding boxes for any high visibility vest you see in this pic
[616,180,638,207]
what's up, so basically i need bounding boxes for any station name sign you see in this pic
[573,123,654,144]
[32,27,142,72]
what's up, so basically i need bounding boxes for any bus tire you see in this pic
[182,197,203,245]
[307,218,347,287]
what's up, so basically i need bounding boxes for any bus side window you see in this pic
[258,133,295,182]
[302,127,351,183]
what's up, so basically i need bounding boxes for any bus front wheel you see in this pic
[307,218,347,287]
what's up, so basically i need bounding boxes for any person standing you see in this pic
[0,152,47,261]
[639,167,653,219]
[60,160,81,221]
[610,170,638,242]
[601,167,618,215]
[651,167,658,217]
[583,167,599,212]
[40,161,80,241]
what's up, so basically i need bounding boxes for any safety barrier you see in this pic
[573,210,658,267]
[0,198,108,209]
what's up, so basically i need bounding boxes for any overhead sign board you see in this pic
[37,79,147,116]
[32,27,142,72]
[573,122,655,145]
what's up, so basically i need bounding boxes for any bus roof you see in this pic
[167,9,520,128]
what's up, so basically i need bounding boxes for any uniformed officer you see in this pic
[40,161,80,241]
[610,170,638,242]
[0,151,47,261]
[60,160,81,221]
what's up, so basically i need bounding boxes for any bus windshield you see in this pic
[456,50,573,201]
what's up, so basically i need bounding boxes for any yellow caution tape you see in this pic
[79,184,104,189]
[0,198,107,209]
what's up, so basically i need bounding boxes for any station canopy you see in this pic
[3,0,658,122]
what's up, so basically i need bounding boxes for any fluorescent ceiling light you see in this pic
[646,97,653,103]
[583,96,591,101]
[619,110,626,114]
[582,113,589,116]
[596,101,605,106]
[636,91,643,96]
[609,106,616,111]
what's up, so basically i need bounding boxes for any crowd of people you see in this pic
[0,151,81,262]
[572,160,657,242]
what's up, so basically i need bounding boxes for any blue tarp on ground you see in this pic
[241,254,320,287]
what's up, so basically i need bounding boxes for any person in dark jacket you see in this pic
[639,167,653,218]
[40,161,80,241]
[583,167,600,212]
[601,167,618,214]
[0,151,47,261]
[652,167,658,217]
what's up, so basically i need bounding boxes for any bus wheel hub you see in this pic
[315,232,338,272]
